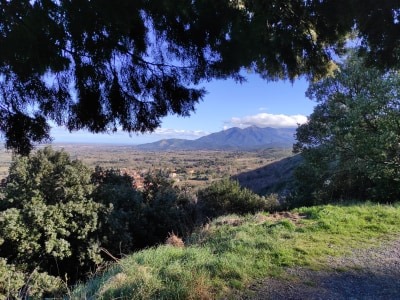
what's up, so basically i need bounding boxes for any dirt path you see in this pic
[237,236,400,299]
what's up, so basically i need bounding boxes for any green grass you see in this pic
[72,202,400,299]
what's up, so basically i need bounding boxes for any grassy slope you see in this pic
[73,203,400,299]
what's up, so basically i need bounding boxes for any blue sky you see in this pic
[51,74,315,144]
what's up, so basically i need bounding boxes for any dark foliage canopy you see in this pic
[1,0,400,153]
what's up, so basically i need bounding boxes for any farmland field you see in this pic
[0,144,292,190]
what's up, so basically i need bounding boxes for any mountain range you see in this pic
[134,126,296,151]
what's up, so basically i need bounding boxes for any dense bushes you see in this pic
[132,172,196,248]
[91,167,142,256]
[0,148,102,285]
[0,148,198,297]
[92,168,196,252]
[197,178,279,219]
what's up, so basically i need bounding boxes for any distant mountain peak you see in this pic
[135,126,296,151]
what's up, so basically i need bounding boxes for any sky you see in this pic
[51,74,316,145]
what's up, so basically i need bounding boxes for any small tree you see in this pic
[0,147,102,283]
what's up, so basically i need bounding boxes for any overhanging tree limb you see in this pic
[1,0,400,153]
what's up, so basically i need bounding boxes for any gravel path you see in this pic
[238,236,400,299]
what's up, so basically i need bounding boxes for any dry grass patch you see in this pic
[266,211,307,226]
[165,233,185,248]
[98,272,128,296]
[215,216,244,227]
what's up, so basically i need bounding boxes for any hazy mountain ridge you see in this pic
[135,126,296,150]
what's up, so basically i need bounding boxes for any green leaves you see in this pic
[294,52,400,204]
[0,147,101,283]
[197,178,278,218]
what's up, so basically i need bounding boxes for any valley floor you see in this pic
[238,235,400,299]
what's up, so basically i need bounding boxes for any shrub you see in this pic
[165,233,185,248]
[197,179,279,220]
[0,147,102,285]
[0,259,25,299]
[92,169,196,252]
[0,258,65,300]
[131,172,196,249]
[91,167,143,257]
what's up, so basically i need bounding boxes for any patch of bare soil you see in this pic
[235,236,400,300]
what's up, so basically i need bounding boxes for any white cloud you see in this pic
[153,128,209,139]
[225,113,308,128]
